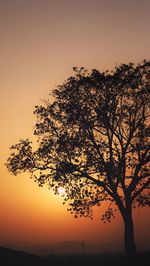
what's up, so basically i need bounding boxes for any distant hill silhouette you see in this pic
[14,240,122,256]
[56,240,84,254]
[54,240,122,254]
[0,247,41,266]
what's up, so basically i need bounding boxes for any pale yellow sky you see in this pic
[0,0,149,250]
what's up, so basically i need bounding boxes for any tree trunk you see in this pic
[123,206,137,258]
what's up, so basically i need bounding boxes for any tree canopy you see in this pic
[7,60,150,256]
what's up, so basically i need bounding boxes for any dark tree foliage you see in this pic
[6,61,150,257]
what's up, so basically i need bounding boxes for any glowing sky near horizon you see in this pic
[0,0,150,251]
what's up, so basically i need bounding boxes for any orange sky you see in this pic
[0,0,150,252]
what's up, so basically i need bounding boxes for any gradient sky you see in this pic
[0,0,150,252]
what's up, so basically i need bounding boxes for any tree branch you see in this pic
[132,178,150,201]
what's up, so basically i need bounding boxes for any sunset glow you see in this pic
[0,0,150,254]
[58,187,66,196]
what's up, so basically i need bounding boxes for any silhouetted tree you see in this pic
[6,61,150,257]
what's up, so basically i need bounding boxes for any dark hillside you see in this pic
[0,247,42,266]
[0,247,149,266]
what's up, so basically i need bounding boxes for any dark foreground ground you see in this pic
[0,247,150,266]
